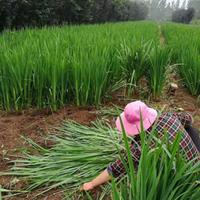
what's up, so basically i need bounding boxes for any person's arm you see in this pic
[81,141,141,191]
[81,159,125,191]
[81,169,111,191]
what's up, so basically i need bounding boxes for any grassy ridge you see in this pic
[0,22,159,111]
[162,23,200,96]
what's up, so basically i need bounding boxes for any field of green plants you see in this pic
[162,23,200,95]
[0,21,160,111]
[0,21,200,199]
[1,21,200,112]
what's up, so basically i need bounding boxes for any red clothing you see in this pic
[107,112,199,178]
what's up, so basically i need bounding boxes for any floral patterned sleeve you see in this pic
[107,141,141,178]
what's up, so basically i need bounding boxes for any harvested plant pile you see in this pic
[1,120,123,198]
[2,119,200,199]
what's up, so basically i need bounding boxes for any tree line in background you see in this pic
[0,0,149,31]
[172,7,195,24]
[0,0,199,31]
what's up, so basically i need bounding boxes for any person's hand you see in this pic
[81,169,111,191]
[81,181,94,191]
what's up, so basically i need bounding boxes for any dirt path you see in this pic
[158,24,165,46]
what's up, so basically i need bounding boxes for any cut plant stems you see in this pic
[1,120,125,198]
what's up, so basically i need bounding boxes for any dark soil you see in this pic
[0,83,200,199]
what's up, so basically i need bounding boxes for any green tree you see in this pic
[128,1,148,20]
[0,0,148,30]
[172,7,195,23]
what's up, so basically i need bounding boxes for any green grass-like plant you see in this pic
[0,22,159,111]
[148,45,171,98]
[162,23,200,96]
[118,40,152,95]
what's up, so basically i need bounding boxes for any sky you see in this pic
[166,0,189,7]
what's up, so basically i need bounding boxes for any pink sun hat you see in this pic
[116,101,158,136]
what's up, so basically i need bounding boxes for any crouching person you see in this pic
[81,101,200,191]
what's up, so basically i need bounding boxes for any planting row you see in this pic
[0,22,200,111]
[162,23,200,96]
[0,22,161,111]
